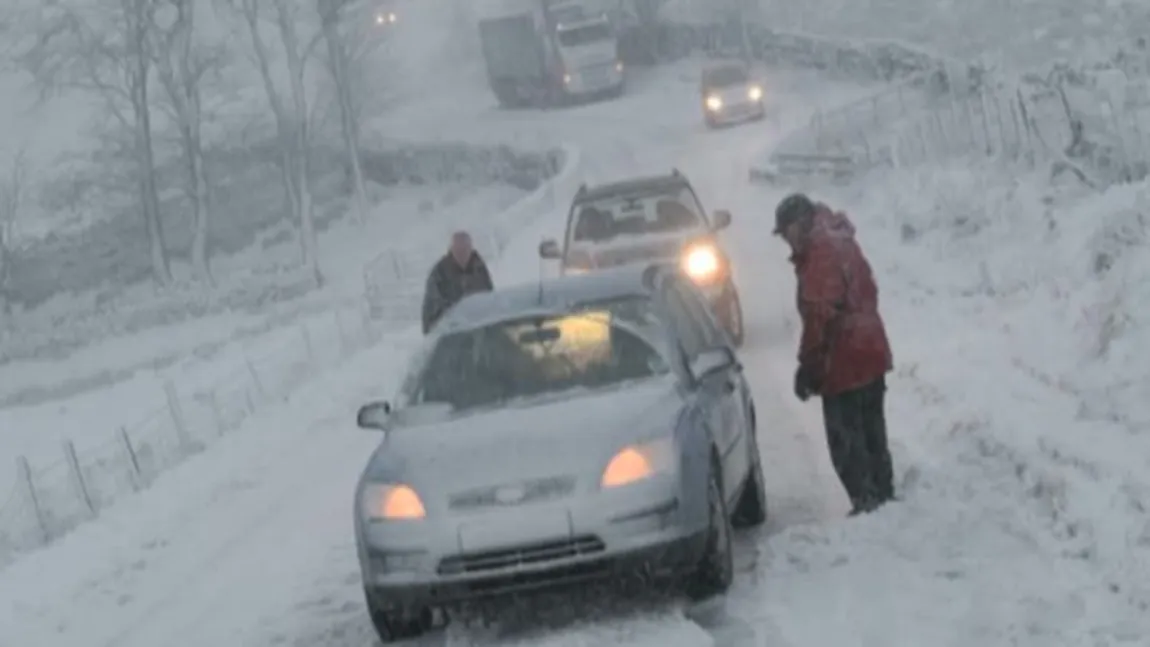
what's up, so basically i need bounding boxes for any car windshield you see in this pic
[569,185,705,244]
[400,298,669,413]
[557,22,612,47]
[705,66,748,87]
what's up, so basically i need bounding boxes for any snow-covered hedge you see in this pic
[0,141,560,366]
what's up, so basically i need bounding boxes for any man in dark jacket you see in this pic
[774,193,895,515]
[421,231,494,334]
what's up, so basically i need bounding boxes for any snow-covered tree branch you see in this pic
[0,149,28,319]
[226,0,324,285]
[19,0,172,285]
[149,0,225,283]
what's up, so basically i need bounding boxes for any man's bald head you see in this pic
[449,231,473,266]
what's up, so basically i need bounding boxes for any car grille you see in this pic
[448,476,575,510]
[437,535,606,576]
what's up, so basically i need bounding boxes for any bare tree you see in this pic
[150,0,223,283]
[20,0,172,285]
[229,0,323,285]
[0,150,27,318]
[316,0,378,224]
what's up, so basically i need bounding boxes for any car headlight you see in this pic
[361,483,426,520]
[682,244,721,283]
[748,85,763,100]
[601,437,676,488]
[705,95,722,111]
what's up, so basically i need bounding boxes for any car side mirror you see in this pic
[356,401,392,431]
[690,347,738,383]
[712,210,732,230]
[538,238,561,259]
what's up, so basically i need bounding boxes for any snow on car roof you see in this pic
[574,172,692,203]
[436,265,656,333]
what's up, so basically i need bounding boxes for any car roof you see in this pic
[556,14,609,29]
[436,264,659,333]
[573,172,692,203]
[704,60,749,74]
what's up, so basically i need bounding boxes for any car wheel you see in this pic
[684,464,734,601]
[364,587,429,643]
[732,415,769,528]
[722,285,745,347]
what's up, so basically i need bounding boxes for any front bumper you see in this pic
[706,100,765,125]
[359,478,708,608]
[564,64,624,95]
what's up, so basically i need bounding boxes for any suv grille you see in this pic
[438,535,605,576]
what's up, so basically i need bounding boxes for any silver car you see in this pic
[353,263,769,642]
[701,60,767,128]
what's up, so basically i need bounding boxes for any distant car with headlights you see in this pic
[701,60,765,128]
[539,170,745,346]
[369,0,397,27]
[353,263,768,642]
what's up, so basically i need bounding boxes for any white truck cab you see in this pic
[551,10,624,97]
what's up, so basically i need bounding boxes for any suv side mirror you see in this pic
[539,238,561,259]
[712,210,732,230]
[357,401,392,431]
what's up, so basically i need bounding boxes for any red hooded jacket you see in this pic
[790,205,892,396]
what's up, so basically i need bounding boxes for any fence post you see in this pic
[16,456,48,544]
[163,380,192,451]
[62,440,95,517]
[390,251,402,279]
[245,356,265,399]
[208,389,226,435]
[118,427,142,491]
[335,310,351,357]
[300,324,315,366]
[978,92,994,154]
[990,94,1007,155]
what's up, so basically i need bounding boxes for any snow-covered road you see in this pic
[0,62,868,647]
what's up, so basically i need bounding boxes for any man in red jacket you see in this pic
[774,193,895,515]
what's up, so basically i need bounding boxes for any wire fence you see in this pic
[0,143,583,569]
[0,303,381,567]
[735,20,1150,186]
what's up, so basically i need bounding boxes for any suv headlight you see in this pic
[705,95,722,111]
[361,483,426,521]
[748,85,763,100]
[601,437,676,488]
[682,244,721,283]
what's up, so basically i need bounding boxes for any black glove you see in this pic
[793,364,818,401]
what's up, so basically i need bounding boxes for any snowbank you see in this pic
[743,164,1150,642]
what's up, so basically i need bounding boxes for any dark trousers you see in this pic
[821,377,895,513]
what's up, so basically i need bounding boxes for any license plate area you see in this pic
[457,510,571,553]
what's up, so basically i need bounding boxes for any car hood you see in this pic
[572,231,697,269]
[364,376,683,500]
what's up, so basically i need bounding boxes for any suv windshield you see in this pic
[569,185,705,244]
[557,22,612,47]
[705,66,748,87]
[401,298,669,412]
